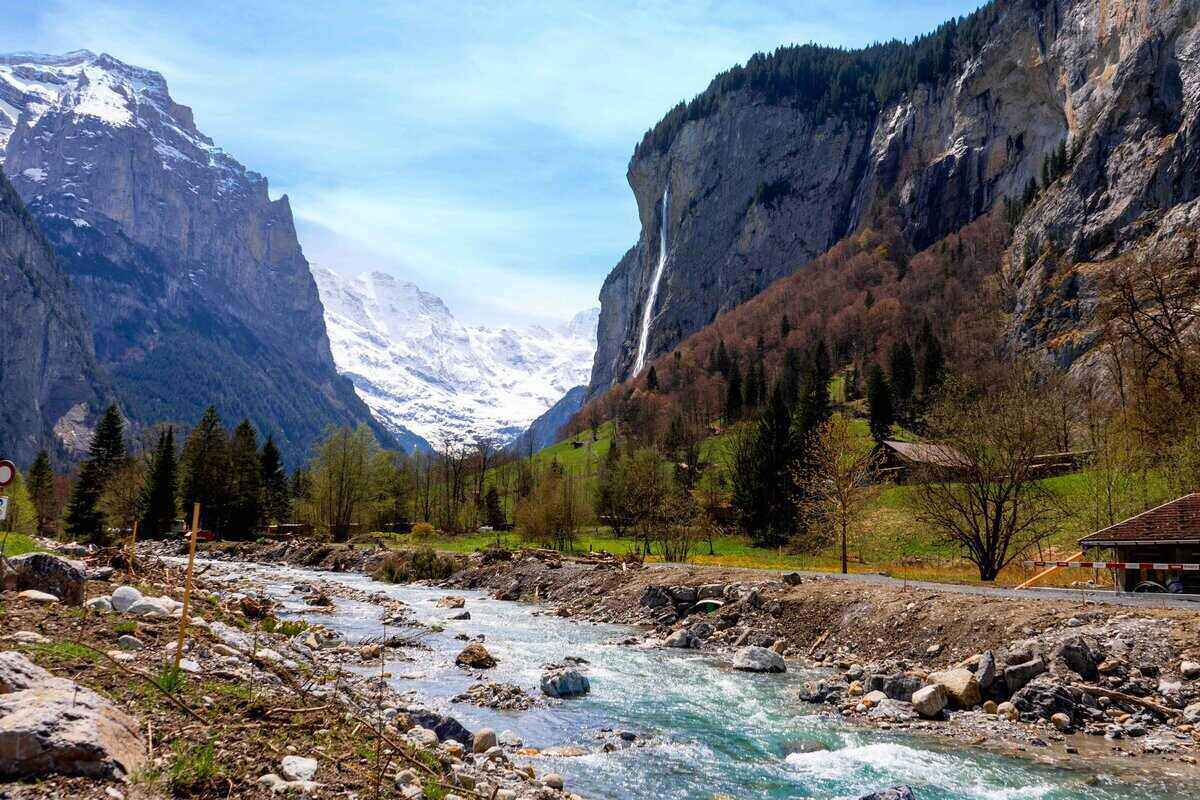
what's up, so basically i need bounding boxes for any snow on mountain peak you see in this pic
[313,266,598,446]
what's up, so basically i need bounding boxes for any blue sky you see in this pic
[5,0,982,325]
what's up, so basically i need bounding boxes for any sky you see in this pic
[4,0,982,326]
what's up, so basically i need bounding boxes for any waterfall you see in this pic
[632,186,669,377]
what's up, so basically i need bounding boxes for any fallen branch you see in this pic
[266,704,331,717]
[808,630,831,655]
[69,639,207,723]
[1073,683,1181,718]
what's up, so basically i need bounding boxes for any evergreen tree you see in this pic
[867,364,895,444]
[140,427,178,538]
[26,450,57,537]
[780,314,792,340]
[916,321,946,403]
[260,436,291,523]
[744,362,761,409]
[714,339,732,378]
[483,487,505,529]
[781,347,804,406]
[180,406,232,534]
[724,360,744,421]
[290,467,312,506]
[226,420,263,537]
[65,404,128,543]
[645,365,659,392]
[888,340,917,415]
[730,385,800,547]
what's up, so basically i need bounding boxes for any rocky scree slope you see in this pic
[0,50,391,463]
[591,0,1200,391]
[0,168,107,465]
[314,266,597,448]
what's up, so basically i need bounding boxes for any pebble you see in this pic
[280,755,319,781]
[117,634,144,651]
[17,589,60,604]
[4,630,50,644]
[543,773,565,790]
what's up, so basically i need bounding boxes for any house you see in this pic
[1079,494,1200,593]
[877,440,969,482]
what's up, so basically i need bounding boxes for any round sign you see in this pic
[0,460,14,487]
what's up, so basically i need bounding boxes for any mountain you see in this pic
[589,0,1200,393]
[0,50,392,464]
[313,267,598,447]
[0,168,107,466]
[510,385,589,455]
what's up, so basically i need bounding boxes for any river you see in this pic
[201,560,1190,800]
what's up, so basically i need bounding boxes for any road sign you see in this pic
[0,460,14,487]
[0,496,8,522]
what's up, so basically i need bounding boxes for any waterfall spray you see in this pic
[632,186,669,377]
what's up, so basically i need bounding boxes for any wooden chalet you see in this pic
[1079,494,1200,593]
[877,440,969,482]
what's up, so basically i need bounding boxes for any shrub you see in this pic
[410,521,436,541]
[373,547,459,584]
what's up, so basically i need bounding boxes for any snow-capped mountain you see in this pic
[313,267,599,447]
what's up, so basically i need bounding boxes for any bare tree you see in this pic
[805,414,883,574]
[910,371,1066,581]
[305,425,384,541]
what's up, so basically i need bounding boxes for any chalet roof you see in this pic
[1079,493,1200,546]
[881,439,968,469]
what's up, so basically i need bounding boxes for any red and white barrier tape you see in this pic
[1022,561,1200,571]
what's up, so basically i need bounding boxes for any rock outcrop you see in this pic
[590,0,1200,391]
[0,51,391,463]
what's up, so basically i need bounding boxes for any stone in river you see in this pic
[856,788,916,800]
[732,646,786,673]
[540,669,590,698]
[455,643,497,669]
[912,684,948,718]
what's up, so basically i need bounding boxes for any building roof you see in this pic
[1080,493,1200,546]
[881,440,968,469]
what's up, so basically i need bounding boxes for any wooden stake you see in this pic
[1015,550,1083,590]
[127,520,139,576]
[174,502,201,671]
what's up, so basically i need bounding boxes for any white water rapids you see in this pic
[633,186,669,377]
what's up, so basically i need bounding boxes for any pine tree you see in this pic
[888,340,917,415]
[916,321,945,403]
[26,450,57,536]
[743,362,760,409]
[730,385,800,547]
[180,406,232,534]
[484,487,505,529]
[65,404,127,543]
[260,436,291,524]
[226,420,263,537]
[140,428,178,538]
[781,347,804,406]
[779,314,792,340]
[867,364,895,444]
[645,365,659,392]
[724,360,744,422]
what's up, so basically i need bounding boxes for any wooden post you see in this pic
[1015,550,1083,590]
[127,520,139,576]
[174,503,201,672]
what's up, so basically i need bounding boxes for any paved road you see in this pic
[640,562,1200,611]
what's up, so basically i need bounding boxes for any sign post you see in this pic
[173,503,201,672]
[0,460,15,487]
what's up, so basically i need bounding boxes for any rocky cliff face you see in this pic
[0,51,391,463]
[591,0,1200,392]
[0,169,106,465]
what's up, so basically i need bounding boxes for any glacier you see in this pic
[314,267,598,449]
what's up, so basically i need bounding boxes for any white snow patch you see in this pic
[21,167,46,183]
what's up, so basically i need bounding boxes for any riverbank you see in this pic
[134,537,1200,793]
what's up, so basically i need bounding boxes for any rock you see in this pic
[1012,678,1080,723]
[116,635,143,651]
[1052,635,1104,681]
[663,629,696,649]
[865,673,923,703]
[868,699,918,722]
[863,690,888,705]
[472,728,498,753]
[0,651,145,779]
[698,583,726,599]
[436,596,466,609]
[781,572,803,586]
[498,730,523,747]
[109,586,143,614]
[1003,658,1046,693]
[85,597,113,613]
[975,650,996,689]
[407,711,472,746]
[17,590,59,604]
[1051,712,1072,732]
[455,643,497,669]
[280,755,319,782]
[912,684,948,718]
[668,586,697,605]
[982,700,998,714]
[732,646,786,673]
[540,669,590,698]
[798,679,843,703]
[856,788,916,800]
[126,598,172,618]
[448,610,471,620]
[926,643,942,656]
[1180,661,1200,680]
[997,701,1020,721]
[543,773,564,790]
[927,668,981,709]
[0,554,86,606]
[4,631,50,645]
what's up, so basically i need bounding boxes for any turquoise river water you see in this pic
[206,561,1188,800]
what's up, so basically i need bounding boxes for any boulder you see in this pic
[782,572,803,586]
[472,728,497,754]
[540,669,590,698]
[912,684,948,718]
[856,788,916,800]
[867,699,918,722]
[1051,712,1072,732]
[543,773,564,790]
[116,635,143,651]
[280,755,318,782]
[85,597,113,613]
[406,711,472,746]
[928,668,982,709]
[0,554,86,606]
[1179,660,1200,680]
[1052,635,1104,681]
[455,643,497,669]
[668,586,697,605]
[865,673,923,702]
[639,586,671,609]
[697,584,726,599]
[126,598,173,618]
[1012,678,1080,723]
[997,701,1020,721]
[0,651,145,779]
[17,590,59,604]
[1003,658,1046,693]
[975,650,996,689]
[436,596,466,609]
[109,586,143,614]
[663,629,696,648]
[732,646,786,673]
